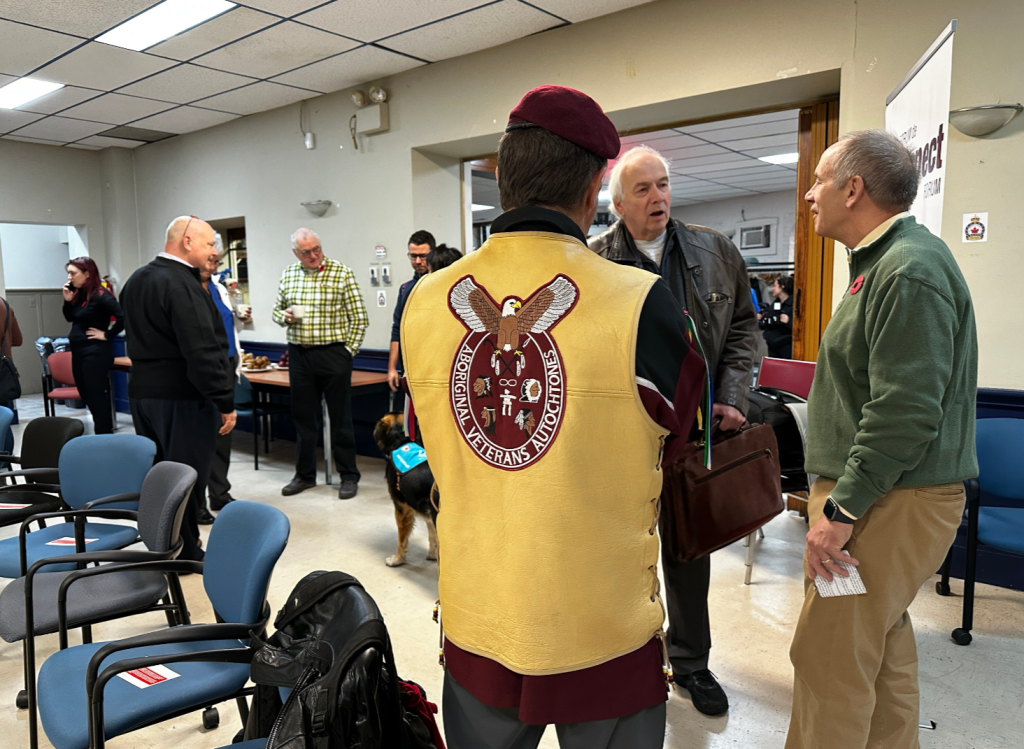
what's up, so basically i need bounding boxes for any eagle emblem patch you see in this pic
[448,275,578,470]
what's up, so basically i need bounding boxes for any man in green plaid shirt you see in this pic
[273,228,368,499]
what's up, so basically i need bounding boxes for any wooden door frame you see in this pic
[792,99,840,362]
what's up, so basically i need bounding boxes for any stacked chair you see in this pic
[33,501,290,749]
[0,416,84,530]
[235,374,290,470]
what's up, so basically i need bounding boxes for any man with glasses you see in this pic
[121,215,236,561]
[387,230,435,399]
[273,228,369,499]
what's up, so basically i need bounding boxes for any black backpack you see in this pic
[746,388,807,493]
[247,571,442,749]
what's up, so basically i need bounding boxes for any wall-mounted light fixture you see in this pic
[301,200,332,217]
[369,85,387,104]
[351,90,367,107]
[949,103,1023,137]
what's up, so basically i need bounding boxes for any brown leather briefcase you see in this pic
[661,422,783,563]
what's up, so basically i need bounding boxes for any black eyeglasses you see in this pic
[408,252,430,260]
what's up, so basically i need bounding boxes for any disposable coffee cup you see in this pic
[291,305,306,319]
[237,304,252,318]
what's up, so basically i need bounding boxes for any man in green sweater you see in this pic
[786,130,977,749]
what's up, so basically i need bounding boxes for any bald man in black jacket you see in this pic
[121,216,236,560]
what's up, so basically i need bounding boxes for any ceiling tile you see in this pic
[17,85,104,115]
[381,1,561,63]
[195,21,358,78]
[0,74,16,87]
[2,134,64,146]
[272,45,422,93]
[132,105,240,134]
[34,42,176,90]
[60,92,175,125]
[681,109,799,135]
[0,19,83,77]
[527,0,654,23]
[119,64,255,104]
[0,109,45,133]
[10,116,110,141]
[0,1,162,38]
[147,7,280,61]
[296,0,484,43]
[65,143,103,150]
[241,0,331,17]
[76,135,148,149]
[194,80,318,115]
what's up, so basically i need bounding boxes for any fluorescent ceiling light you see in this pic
[97,0,236,52]
[758,152,800,165]
[0,78,64,109]
[472,203,494,211]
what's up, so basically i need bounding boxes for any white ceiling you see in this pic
[471,109,800,222]
[0,0,656,149]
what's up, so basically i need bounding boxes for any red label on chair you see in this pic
[0,503,30,509]
[45,537,98,546]
[118,665,181,689]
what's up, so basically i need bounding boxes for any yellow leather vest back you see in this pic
[402,232,668,675]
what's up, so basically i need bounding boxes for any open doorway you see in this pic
[207,216,249,307]
[0,222,91,394]
[462,100,838,361]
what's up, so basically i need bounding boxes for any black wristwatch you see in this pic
[823,497,856,524]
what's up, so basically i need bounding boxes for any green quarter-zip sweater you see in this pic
[805,215,978,518]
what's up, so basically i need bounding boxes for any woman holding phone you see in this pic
[62,257,124,433]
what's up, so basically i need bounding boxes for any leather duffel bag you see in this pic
[661,422,783,563]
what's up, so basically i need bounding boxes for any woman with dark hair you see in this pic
[759,274,793,359]
[426,243,463,273]
[62,257,124,433]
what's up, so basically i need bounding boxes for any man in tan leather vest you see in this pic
[403,86,706,748]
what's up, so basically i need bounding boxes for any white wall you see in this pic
[672,190,796,265]
[0,224,71,289]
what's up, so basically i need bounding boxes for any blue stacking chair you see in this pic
[36,501,290,749]
[937,418,1024,645]
[0,416,84,529]
[0,434,156,580]
[236,374,289,470]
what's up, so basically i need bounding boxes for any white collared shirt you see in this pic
[157,251,194,268]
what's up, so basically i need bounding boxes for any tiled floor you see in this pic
[0,394,1021,748]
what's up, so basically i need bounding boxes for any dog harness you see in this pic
[391,442,428,474]
[402,231,668,676]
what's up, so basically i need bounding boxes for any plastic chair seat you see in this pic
[48,387,80,400]
[38,638,249,749]
[0,522,139,578]
[216,741,267,749]
[978,507,1024,556]
[0,568,169,643]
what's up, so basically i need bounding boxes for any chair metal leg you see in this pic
[757,527,765,540]
[936,547,953,596]
[744,531,755,585]
[236,695,250,727]
[263,413,270,454]
[253,413,259,471]
[953,479,980,645]
[169,574,191,625]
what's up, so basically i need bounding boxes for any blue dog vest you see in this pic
[392,443,427,474]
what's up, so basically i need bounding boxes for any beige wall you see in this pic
[1,0,1021,388]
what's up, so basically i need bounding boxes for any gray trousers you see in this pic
[661,544,712,675]
[443,672,666,749]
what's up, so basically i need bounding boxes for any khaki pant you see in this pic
[785,478,965,749]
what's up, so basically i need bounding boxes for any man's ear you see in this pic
[845,175,866,209]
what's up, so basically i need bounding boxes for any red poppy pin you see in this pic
[850,275,865,295]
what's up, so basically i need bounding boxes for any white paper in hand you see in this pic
[813,552,866,598]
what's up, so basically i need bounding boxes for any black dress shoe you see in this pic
[210,496,235,511]
[196,507,215,525]
[337,479,358,500]
[282,477,316,496]
[675,669,729,716]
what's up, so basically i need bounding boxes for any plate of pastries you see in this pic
[241,353,272,371]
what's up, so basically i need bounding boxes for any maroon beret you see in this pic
[506,85,620,160]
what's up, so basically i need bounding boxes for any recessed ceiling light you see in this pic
[758,152,800,165]
[471,204,494,211]
[97,0,236,52]
[0,78,64,109]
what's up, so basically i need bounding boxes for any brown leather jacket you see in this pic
[589,218,758,414]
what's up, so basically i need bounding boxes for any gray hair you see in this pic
[607,145,672,218]
[291,227,320,249]
[830,130,919,211]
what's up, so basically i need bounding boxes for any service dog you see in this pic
[373,413,439,567]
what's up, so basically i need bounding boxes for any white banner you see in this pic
[885,21,956,236]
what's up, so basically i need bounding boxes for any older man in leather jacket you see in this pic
[590,145,759,716]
